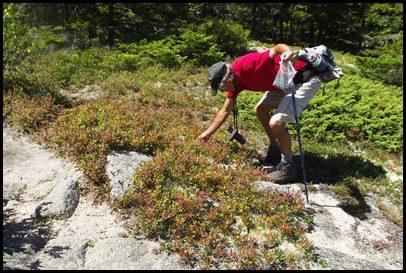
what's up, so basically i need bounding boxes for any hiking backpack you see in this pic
[296,45,344,91]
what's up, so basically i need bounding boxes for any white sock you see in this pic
[281,152,293,164]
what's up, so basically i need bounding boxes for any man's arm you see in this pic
[269,43,298,64]
[197,97,234,142]
[269,44,291,59]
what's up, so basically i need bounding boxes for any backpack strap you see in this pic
[293,62,314,84]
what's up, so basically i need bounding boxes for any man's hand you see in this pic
[197,131,212,142]
[281,50,298,65]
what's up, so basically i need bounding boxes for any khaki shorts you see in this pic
[257,75,322,123]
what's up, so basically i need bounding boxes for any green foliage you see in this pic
[234,91,267,132]
[117,36,187,69]
[49,47,108,86]
[3,3,30,68]
[26,25,67,53]
[177,28,225,66]
[2,50,67,104]
[365,3,403,37]
[301,74,403,153]
[8,3,404,55]
[196,19,251,58]
[3,5,69,94]
[3,3,37,94]
[356,34,403,86]
[115,20,248,68]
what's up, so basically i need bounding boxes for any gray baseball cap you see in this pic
[207,61,227,96]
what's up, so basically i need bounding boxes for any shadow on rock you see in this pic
[3,205,51,270]
[294,152,386,219]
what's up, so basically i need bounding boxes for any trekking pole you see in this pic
[291,92,309,203]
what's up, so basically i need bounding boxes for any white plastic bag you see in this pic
[273,60,297,92]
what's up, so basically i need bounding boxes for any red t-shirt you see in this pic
[227,49,307,99]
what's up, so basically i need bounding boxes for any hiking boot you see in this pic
[261,164,277,173]
[264,144,281,166]
[266,161,298,184]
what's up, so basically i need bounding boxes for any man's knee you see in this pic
[254,104,272,117]
[270,116,285,129]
